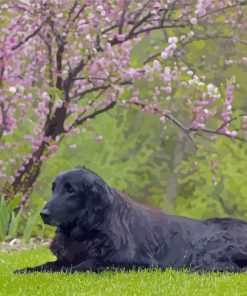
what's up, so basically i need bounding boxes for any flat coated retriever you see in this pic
[15,167,247,273]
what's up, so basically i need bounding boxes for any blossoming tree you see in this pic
[0,0,247,203]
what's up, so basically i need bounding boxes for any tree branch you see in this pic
[110,20,190,45]
[71,84,111,100]
[0,102,7,139]
[71,79,132,100]
[190,127,247,142]
[128,101,247,144]
[11,19,48,51]
[66,1,78,25]
[75,101,116,126]
[198,0,247,20]
[72,4,87,22]
[119,3,128,34]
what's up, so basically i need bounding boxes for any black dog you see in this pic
[15,167,247,273]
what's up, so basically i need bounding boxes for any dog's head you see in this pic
[40,168,113,228]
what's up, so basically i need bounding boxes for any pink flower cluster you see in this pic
[161,37,177,60]
[221,83,234,123]
[219,83,237,138]
[190,99,216,129]
[196,0,211,17]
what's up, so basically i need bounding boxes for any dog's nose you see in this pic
[40,208,51,219]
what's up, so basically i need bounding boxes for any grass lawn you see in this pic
[1,248,247,296]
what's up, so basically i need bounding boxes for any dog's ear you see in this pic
[90,178,113,212]
[75,178,112,231]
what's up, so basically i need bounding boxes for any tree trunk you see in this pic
[3,105,67,201]
[4,142,46,200]
[3,101,116,203]
[165,133,191,212]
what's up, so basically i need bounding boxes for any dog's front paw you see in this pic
[13,268,34,274]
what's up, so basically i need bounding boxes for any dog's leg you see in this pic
[61,259,109,273]
[14,260,64,274]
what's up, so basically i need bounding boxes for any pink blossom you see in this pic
[47,145,58,153]
[225,130,238,138]
[190,18,198,25]
[43,136,52,143]
[161,51,168,59]
[242,57,247,64]
[95,135,103,141]
[41,92,50,102]
[128,68,139,79]
[24,135,33,142]
[168,37,178,44]
[5,112,16,132]
[161,43,177,60]
[196,0,211,17]
[153,60,161,71]
[118,0,125,6]
[54,99,63,108]
[0,172,6,178]
[221,83,234,124]
[163,67,172,82]
[160,116,166,123]
[129,96,140,104]
[9,159,16,164]
[163,86,172,93]
[116,34,126,42]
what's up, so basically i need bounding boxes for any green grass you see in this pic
[1,248,247,296]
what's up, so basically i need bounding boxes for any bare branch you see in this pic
[72,77,107,82]
[72,4,87,22]
[128,101,196,147]
[181,33,247,47]
[143,53,161,65]
[119,3,128,34]
[11,19,48,51]
[66,1,78,25]
[38,32,54,87]
[216,117,239,132]
[198,0,247,20]
[71,79,132,100]
[128,101,247,144]
[0,102,7,139]
[110,19,189,45]
[128,11,152,36]
[75,101,116,126]
[190,127,247,142]
[72,84,111,100]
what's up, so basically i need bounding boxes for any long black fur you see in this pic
[14,168,247,273]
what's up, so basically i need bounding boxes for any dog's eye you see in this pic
[65,183,75,194]
[51,183,56,192]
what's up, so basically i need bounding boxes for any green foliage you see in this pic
[1,248,247,296]
[22,212,42,243]
[21,192,55,241]
[0,195,23,241]
[176,138,247,219]
[0,194,46,242]
[37,107,177,209]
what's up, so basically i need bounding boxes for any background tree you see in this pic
[0,0,247,210]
